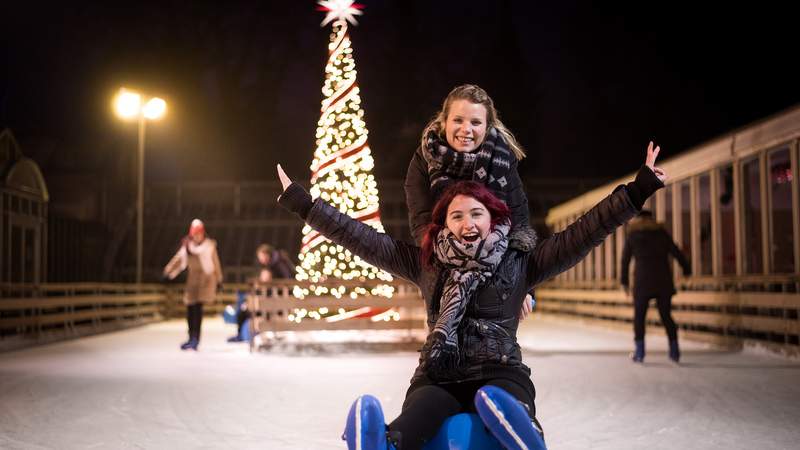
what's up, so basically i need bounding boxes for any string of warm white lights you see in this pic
[293,17,394,307]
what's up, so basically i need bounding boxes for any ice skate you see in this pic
[631,340,645,363]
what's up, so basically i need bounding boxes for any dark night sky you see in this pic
[3,1,799,186]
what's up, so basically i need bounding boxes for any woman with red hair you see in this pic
[277,142,666,450]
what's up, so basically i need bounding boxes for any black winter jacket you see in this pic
[620,217,691,299]
[404,148,531,246]
[267,251,297,279]
[280,166,661,389]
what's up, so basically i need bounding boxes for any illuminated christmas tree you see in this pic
[293,1,393,301]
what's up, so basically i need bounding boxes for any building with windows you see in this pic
[542,105,800,354]
[1,129,49,284]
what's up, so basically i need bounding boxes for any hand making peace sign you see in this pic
[645,141,667,183]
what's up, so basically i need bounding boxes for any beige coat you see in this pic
[164,238,223,305]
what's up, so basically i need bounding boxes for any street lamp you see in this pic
[114,88,167,284]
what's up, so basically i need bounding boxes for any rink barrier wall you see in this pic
[0,279,426,352]
[0,282,166,352]
[2,279,797,356]
[536,280,800,357]
[244,279,426,351]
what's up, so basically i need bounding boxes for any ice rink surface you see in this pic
[1,315,798,449]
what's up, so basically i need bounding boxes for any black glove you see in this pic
[278,182,314,220]
[624,165,664,210]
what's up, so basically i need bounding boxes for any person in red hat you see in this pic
[163,218,224,350]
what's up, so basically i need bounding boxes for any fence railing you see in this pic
[0,280,425,352]
[535,284,800,356]
[5,278,799,356]
[544,274,800,293]
[0,283,167,352]
[245,280,426,349]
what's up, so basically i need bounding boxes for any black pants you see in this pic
[388,378,543,450]
[633,294,677,341]
[236,308,252,336]
[186,303,203,342]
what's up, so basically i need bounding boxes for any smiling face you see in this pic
[445,194,492,243]
[444,99,487,153]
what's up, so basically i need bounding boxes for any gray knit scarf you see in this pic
[422,127,513,200]
[424,219,511,378]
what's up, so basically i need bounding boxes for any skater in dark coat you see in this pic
[277,141,666,450]
[620,210,691,362]
[255,243,296,279]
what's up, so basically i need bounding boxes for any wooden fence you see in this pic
[245,280,426,350]
[536,280,800,356]
[0,283,167,352]
[4,278,798,356]
[0,280,425,352]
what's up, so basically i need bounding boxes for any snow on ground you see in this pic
[1,315,798,449]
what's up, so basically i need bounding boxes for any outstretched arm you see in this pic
[163,245,187,280]
[527,142,666,286]
[277,165,422,283]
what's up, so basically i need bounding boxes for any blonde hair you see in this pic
[420,84,526,160]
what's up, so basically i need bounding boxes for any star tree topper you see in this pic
[317,0,364,27]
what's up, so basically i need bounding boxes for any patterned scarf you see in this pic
[177,238,213,272]
[422,127,514,200]
[424,220,511,377]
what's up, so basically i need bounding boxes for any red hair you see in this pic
[420,181,511,266]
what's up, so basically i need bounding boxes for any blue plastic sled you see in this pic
[422,413,503,450]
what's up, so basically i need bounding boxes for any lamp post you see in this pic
[114,88,166,284]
